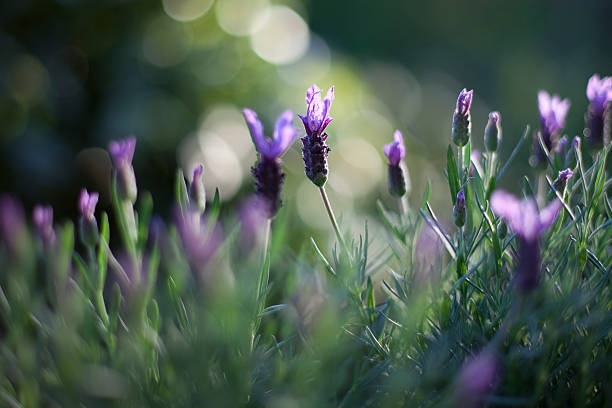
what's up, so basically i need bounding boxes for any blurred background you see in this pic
[1,0,611,246]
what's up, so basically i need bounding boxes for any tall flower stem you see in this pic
[252,217,272,351]
[319,186,345,248]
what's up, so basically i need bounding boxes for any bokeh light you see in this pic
[162,0,214,22]
[142,16,193,67]
[215,0,269,37]
[249,6,310,65]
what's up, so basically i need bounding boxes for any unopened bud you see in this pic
[188,164,206,213]
[78,189,99,247]
[484,111,501,152]
[553,168,573,192]
[452,89,473,147]
[109,137,138,203]
[453,189,466,227]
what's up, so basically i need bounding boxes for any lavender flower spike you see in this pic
[78,189,99,246]
[452,88,473,146]
[490,190,562,291]
[553,168,573,192]
[33,205,55,247]
[532,91,570,167]
[300,84,334,187]
[109,136,137,203]
[454,351,498,408]
[453,189,466,227]
[585,74,612,148]
[243,108,297,217]
[188,164,206,213]
[384,130,408,197]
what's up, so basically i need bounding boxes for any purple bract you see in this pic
[383,130,406,166]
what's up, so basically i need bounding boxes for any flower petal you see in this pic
[538,199,562,232]
[243,108,270,156]
[270,110,297,158]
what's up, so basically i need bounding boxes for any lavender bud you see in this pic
[453,189,466,227]
[299,85,334,187]
[384,130,407,196]
[452,89,473,147]
[33,205,55,248]
[78,189,99,247]
[484,111,501,152]
[553,168,573,192]
[188,164,206,213]
[109,137,137,203]
[584,74,612,148]
[564,136,580,168]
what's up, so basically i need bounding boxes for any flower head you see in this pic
[491,190,562,290]
[33,205,55,247]
[538,90,570,137]
[452,88,473,146]
[109,136,136,168]
[491,191,561,242]
[243,109,297,160]
[176,208,221,266]
[454,189,466,227]
[586,74,612,113]
[454,351,498,408]
[383,130,406,166]
[298,85,334,137]
[456,88,473,116]
[79,189,99,221]
[553,168,573,191]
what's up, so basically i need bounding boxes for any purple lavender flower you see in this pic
[109,136,137,203]
[176,208,222,284]
[299,84,335,187]
[532,91,570,167]
[188,164,206,213]
[584,74,612,148]
[452,88,473,147]
[0,195,26,253]
[484,111,501,152]
[78,189,99,246]
[454,189,466,227]
[384,130,408,197]
[384,130,406,166]
[243,108,297,217]
[553,168,573,191]
[490,190,562,291]
[454,351,498,408]
[33,205,55,247]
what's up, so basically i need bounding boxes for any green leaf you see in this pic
[447,144,460,205]
[175,168,189,209]
[97,212,109,291]
[310,237,336,277]
[137,191,153,251]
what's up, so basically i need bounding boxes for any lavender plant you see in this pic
[2,73,612,408]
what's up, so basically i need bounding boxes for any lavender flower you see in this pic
[109,136,137,203]
[176,208,222,284]
[490,190,562,291]
[384,130,407,197]
[454,351,498,408]
[188,164,206,213]
[584,74,612,148]
[452,88,473,147]
[553,168,573,192]
[0,195,26,253]
[484,111,501,152]
[299,84,334,187]
[78,189,99,246]
[243,108,297,217]
[454,189,466,227]
[532,91,570,167]
[33,205,55,247]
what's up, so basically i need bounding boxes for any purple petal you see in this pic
[109,136,136,167]
[243,108,270,157]
[538,199,562,232]
[490,190,528,237]
[270,110,297,158]
[305,84,320,106]
[79,189,99,220]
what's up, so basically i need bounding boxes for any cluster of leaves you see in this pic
[2,123,612,407]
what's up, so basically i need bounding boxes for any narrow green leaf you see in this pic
[447,145,460,205]
[175,168,189,209]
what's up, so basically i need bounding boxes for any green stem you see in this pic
[319,186,345,248]
[251,217,272,351]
